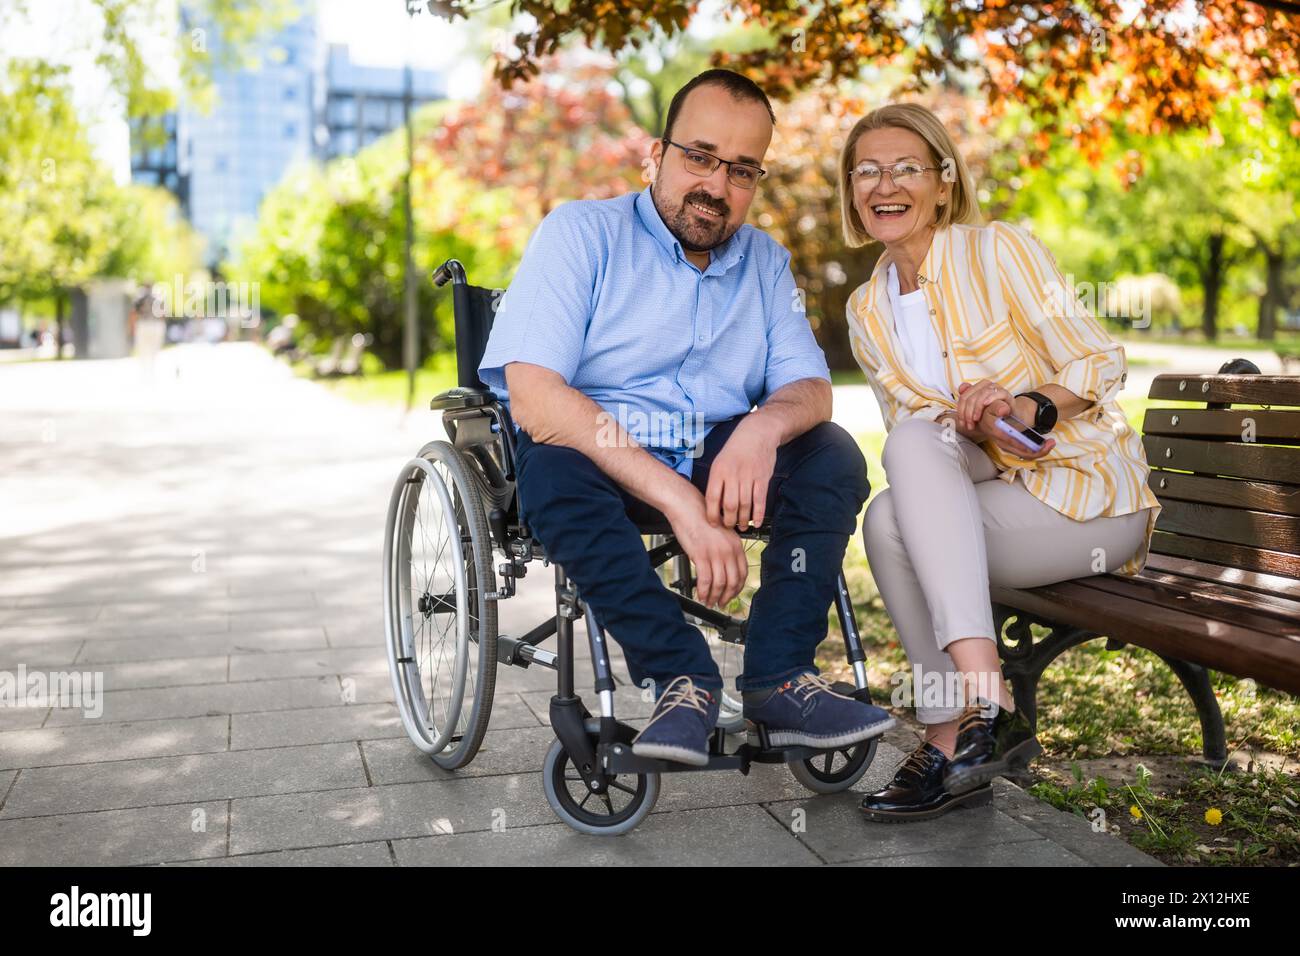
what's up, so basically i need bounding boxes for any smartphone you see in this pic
[993,414,1047,453]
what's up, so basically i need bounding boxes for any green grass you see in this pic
[289,351,459,407]
[1030,762,1300,866]
[1115,330,1300,352]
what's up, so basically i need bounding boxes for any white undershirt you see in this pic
[887,263,953,400]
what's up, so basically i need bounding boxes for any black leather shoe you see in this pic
[942,700,1041,796]
[860,742,993,822]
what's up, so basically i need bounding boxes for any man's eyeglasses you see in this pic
[850,161,940,186]
[664,140,767,190]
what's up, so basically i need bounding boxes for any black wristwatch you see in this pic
[1016,391,1058,433]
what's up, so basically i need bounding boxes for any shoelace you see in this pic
[639,677,712,734]
[956,703,994,736]
[788,672,847,702]
[896,742,938,782]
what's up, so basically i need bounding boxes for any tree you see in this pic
[0,0,301,120]
[0,58,205,352]
[432,1,1300,155]
[431,57,654,219]
[1004,83,1300,340]
[233,117,526,371]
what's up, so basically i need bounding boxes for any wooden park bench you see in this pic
[313,333,371,378]
[991,360,1300,764]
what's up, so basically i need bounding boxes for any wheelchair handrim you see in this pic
[384,455,470,755]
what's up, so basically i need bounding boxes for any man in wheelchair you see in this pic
[477,69,895,767]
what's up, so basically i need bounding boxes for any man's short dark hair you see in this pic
[661,68,776,143]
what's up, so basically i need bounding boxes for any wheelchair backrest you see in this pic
[450,283,502,391]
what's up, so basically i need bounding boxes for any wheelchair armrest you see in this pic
[430,387,494,411]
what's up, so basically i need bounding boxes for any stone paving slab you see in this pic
[0,741,367,817]
[227,646,387,682]
[392,805,822,867]
[166,841,395,867]
[73,627,329,664]
[74,655,231,691]
[40,676,346,726]
[0,802,230,866]
[0,715,231,771]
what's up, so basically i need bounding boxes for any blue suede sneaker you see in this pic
[744,671,895,749]
[631,676,720,767]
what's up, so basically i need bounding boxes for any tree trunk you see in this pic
[1201,232,1224,341]
[55,292,65,360]
[1258,246,1283,341]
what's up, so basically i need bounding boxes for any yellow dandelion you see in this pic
[1205,808,1223,826]
[1130,805,1143,819]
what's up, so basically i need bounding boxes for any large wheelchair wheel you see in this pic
[542,737,659,835]
[789,738,878,794]
[384,440,497,769]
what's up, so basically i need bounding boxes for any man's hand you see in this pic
[665,495,749,608]
[703,414,779,530]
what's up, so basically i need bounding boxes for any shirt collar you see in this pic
[636,185,745,276]
[869,224,948,292]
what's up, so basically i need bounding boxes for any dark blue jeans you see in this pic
[514,416,869,695]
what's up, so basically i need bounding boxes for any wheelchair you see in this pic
[383,258,886,835]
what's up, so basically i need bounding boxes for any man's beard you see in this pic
[653,186,736,252]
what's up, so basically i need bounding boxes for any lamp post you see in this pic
[402,4,418,410]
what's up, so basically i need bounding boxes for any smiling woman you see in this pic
[837,102,1161,825]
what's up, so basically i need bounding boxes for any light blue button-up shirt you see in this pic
[478,186,829,478]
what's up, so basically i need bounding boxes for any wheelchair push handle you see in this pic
[432,258,467,288]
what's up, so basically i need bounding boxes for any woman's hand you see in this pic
[955,379,1013,431]
[954,381,1056,461]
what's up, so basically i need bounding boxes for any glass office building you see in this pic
[320,44,444,160]
[178,8,320,264]
[129,6,445,266]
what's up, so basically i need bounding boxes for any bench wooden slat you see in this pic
[1142,435,1300,484]
[1143,552,1300,599]
[1148,470,1300,515]
[1069,574,1300,637]
[1142,408,1300,444]
[1148,374,1300,406]
[991,581,1300,695]
[1154,499,1300,555]
[1150,529,1300,578]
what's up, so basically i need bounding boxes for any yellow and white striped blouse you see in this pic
[845,219,1161,576]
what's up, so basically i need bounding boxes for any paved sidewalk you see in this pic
[0,344,1159,866]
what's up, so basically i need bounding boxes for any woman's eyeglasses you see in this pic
[850,161,940,185]
[664,140,767,190]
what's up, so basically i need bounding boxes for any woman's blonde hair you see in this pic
[838,103,982,247]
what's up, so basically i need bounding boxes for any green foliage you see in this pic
[232,118,523,371]
[1001,85,1300,339]
[1,0,301,120]
[0,59,202,304]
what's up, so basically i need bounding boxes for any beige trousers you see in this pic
[862,417,1151,724]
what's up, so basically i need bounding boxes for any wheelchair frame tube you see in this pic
[553,564,576,700]
[581,602,617,707]
[834,571,870,692]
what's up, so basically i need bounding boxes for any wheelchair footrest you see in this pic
[598,737,844,776]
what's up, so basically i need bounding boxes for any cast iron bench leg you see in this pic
[991,603,1229,765]
[1154,653,1228,763]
